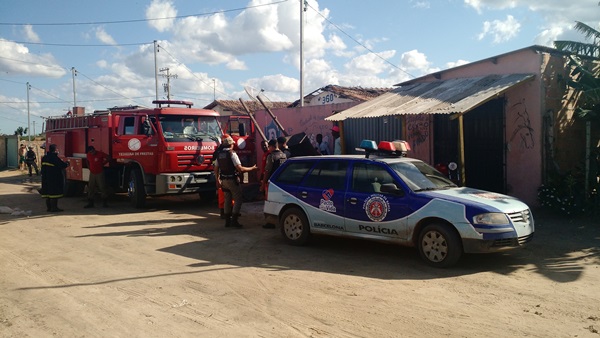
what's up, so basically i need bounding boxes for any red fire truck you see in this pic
[45,100,223,208]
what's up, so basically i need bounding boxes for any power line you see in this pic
[0,55,67,71]
[0,0,289,26]
[2,39,151,47]
[305,2,415,79]
[157,45,235,101]
[75,70,148,107]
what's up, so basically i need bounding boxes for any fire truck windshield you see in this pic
[159,115,222,142]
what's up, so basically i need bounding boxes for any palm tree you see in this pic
[555,22,600,58]
[554,21,600,119]
[554,20,600,208]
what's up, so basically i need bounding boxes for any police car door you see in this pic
[344,162,409,239]
[297,159,348,233]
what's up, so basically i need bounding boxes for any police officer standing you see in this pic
[214,134,257,228]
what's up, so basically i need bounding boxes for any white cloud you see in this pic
[399,50,431,72]
[22,25,40,43]
[478,15,521,43]
[0,40,65,78]
[146,0,177,32]
[534,26,564,47]
[446,59,470,69]
[94,27,117,46]
[466,0,600,46]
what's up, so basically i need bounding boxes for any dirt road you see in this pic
[0,169,599,337]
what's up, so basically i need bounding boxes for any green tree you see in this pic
[553,21,600,214]
[14,127,28,136]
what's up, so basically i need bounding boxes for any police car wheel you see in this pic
[418,223,462,268]
[279,207,310,246]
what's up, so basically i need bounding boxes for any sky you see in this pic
[0,0,599,136]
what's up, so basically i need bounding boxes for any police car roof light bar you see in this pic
[357,139,378,158]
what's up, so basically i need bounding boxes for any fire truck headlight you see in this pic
[196,155,205,165]
[169,176,176,182]
[177,176,183,182]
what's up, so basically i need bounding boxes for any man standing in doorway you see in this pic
[332,126,342,155]
[214,134,258,228]
[84,146,110,208]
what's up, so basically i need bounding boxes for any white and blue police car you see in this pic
[263,140,534,267]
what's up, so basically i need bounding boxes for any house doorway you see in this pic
[433,98,506,193]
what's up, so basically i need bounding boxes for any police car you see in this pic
[263,140,534,267]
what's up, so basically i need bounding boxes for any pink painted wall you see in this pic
[252,102,358,172]
[410,48,546,205]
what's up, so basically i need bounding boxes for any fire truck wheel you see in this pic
[128,168,146,208]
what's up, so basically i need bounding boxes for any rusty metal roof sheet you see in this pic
[325,74,535,121]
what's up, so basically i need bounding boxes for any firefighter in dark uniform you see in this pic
[214,134,258,228]
[41,144,69,212]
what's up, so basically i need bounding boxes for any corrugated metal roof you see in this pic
[326,74,535,121]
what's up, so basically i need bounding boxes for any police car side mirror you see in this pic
[380,183,404,196]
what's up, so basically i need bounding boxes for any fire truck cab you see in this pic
[45,100,223,208]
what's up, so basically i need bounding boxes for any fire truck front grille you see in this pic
[177,154,209,167]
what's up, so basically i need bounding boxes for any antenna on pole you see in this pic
[160,67,178,100]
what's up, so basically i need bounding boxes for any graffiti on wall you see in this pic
[406,114,430,149]
[509,99,535,149]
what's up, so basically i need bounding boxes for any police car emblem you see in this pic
[363,194,389,222]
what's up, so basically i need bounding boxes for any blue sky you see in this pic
[0,0,598,135]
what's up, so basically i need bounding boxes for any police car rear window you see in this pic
[274,161,313,185]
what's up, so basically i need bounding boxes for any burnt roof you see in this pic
[290,85,393,107]
[204,100,292,114]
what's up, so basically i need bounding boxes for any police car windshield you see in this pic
[159,116,222,142]
[389,161,456,192]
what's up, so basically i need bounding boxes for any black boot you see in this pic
[224,214,232,227]
[231,213,243,228]
[46,198,51,212]
[220,208,225,219]
[50,199,63,212]
[84,199,94,208]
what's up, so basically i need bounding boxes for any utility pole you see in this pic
[71,67,77,107]
[26,82,31,143]
[160,67,177,100]
[154,40,159,103]
[213,78,216,101]
[299,0,307,107]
